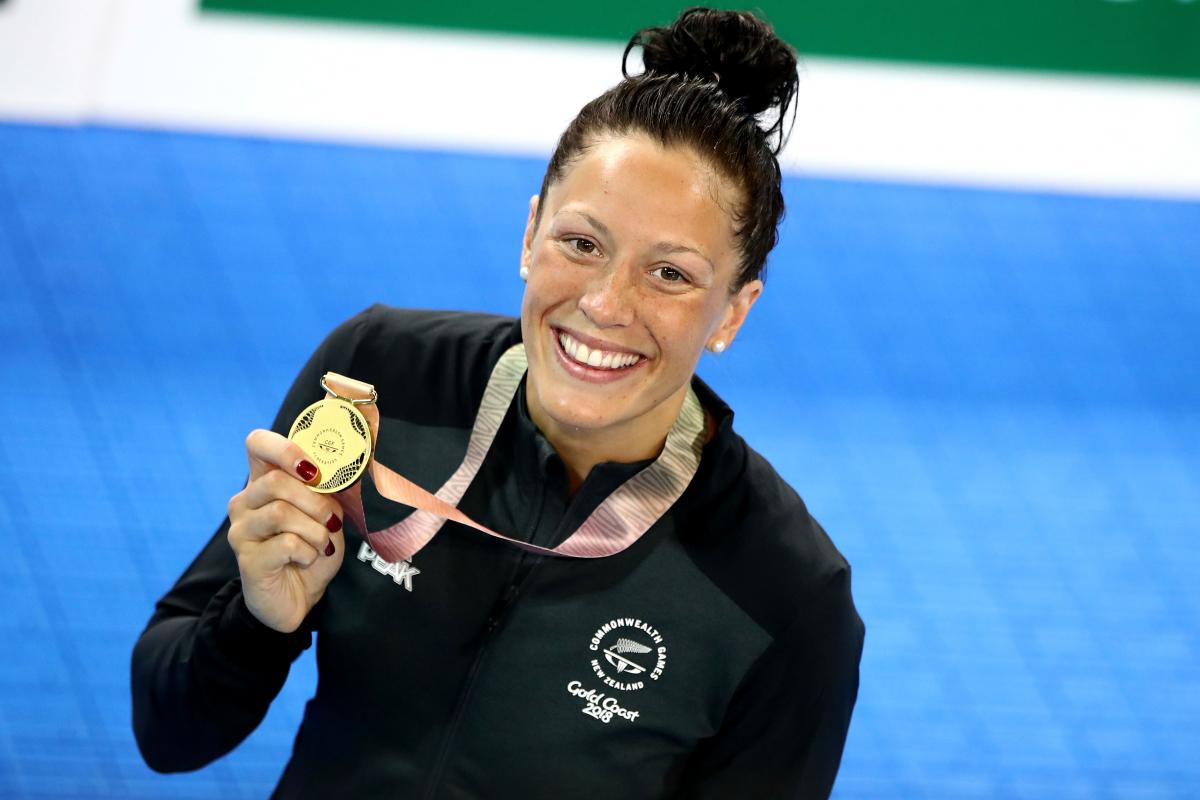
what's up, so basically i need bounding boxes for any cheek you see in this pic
[520,259,552,319]
[527,250,587,309]
[646,301,714,367]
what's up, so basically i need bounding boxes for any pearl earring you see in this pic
[711,340,726,353]
[519,265,529,281]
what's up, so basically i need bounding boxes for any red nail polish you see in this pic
[297,460,318,481]
[325,513,342,533]
[324,540,336,557]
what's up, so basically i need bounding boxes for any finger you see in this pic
[245,428,321,485]
[253,531,322,570]
[241,469,343,532]
[239,498,336,554]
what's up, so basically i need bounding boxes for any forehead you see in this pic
[545,135,741,259]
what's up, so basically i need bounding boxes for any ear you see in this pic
[521,194,540,270]
[709,279,763,350]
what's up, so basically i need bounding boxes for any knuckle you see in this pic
[227,521,249,550]
[282,533,306,558]
[263,468,289,493]
[263,499,288,528]
[227,486,251,515]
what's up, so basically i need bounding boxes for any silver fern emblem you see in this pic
[603,638,652,674]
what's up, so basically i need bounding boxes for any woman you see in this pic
[132,7,864,798]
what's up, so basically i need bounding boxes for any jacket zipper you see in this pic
[421,554,541,800]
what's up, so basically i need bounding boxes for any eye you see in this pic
[567,237,599,256]
[650,266,690,284]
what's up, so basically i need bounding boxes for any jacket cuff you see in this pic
[208,581,313,671]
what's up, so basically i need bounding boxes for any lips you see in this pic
[557,329,644,370]
[548,327,648,384]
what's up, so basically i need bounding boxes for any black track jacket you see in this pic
[131,306,865,799]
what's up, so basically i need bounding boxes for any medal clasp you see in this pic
[320,374,378,406]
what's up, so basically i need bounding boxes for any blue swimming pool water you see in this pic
[1,122,1197,798]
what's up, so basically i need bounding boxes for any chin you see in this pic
[534,379,636,432]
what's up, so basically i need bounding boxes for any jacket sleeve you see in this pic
[671,567,865,799]
[130,307,376,773]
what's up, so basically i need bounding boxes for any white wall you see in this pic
[2,0,1198,198]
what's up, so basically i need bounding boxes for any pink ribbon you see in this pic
[326,344,706,564]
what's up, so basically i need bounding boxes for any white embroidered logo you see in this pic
[566,681,640,724]
[356,541,420,592]
[567,618,668,725]
[589,617,668,692]
[603,637,652,676]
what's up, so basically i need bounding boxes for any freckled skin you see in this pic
[519,134,762,484]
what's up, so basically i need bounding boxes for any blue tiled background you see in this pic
[1,122,1197,798]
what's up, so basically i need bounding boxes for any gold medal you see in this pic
[287,374,375,493]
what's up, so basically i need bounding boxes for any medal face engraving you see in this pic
[288,398,373,493]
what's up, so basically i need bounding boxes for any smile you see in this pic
[555,329,646,372]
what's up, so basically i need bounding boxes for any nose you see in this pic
[578,263,636,328]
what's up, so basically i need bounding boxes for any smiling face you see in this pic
[520,133,762,456]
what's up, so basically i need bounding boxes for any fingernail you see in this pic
[324,540,336,557]
[325,513,342,533]
[296,460,318,482]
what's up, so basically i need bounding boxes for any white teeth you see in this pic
[556,330,642,370]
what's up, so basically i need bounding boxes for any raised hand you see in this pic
[226,430,346,633]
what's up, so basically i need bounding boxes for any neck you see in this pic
[527,386,688,495]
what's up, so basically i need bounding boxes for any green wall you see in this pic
[201,0,1200,81]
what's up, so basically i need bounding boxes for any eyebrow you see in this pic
[573,211,612,241]
[561,210,715,273]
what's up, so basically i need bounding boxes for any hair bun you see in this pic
[625,7,798,140]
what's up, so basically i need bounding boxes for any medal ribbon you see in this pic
[325,344,706,563]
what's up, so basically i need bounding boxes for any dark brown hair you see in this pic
[536,7,799,290]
